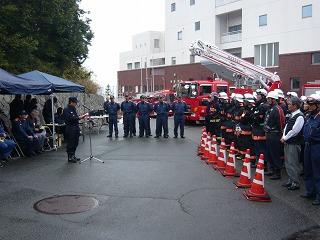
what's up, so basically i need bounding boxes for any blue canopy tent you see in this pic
[0,68,52,95]
[18,70,85,93]
[18,70,85,150]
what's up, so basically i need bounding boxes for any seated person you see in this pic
[28,110,47,151]
[54,107,65,124]
[12,110,41,156]
[0,122,16,166]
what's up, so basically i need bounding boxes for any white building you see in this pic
[119,0,320,94]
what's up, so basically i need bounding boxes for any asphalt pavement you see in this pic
[0,119,319,240]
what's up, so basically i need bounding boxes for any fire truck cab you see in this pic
[176,79,229,123]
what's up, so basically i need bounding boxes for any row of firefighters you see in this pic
[204,89,320,205]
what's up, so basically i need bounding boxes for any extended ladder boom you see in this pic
[190,40,281,91]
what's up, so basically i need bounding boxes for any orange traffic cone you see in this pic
[221,142,239,177]
[214,138,227,170]
[206,135,218,165]
[197,131,205,155]
[243,154,271,202]
[201,134,211,160]
[198,131,207,156]
[234,149,252,188]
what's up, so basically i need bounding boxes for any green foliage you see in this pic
[0,0,96,93]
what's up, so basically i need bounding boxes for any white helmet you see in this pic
[244,93,255,103]
[287,91,298,98]
[234,93,244,103]
[219,92,228,100]
[256,89,267,97]
[274,89,285,99]
[231,93,236,99]
[266,91,279,100]
[300,95,307,102]
[253,92,257,99]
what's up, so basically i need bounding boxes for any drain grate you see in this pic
[34,195,99,215]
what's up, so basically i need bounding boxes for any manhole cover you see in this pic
[34,195,99,215]
[284,227,320,240]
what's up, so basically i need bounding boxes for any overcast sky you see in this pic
[80,0,165,93]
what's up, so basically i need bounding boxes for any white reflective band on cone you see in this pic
[227,162,235,167]
[255,169,264,174]
[253,179,263,185]
[241,171,249,177]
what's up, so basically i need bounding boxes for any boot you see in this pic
[68,153,77,163]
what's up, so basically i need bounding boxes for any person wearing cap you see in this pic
[136,95,153,137]
[172,95,188,138]
[12,110,41,157]
[280,97,304,190]
[301,94,320,205]
[129,96,137,136]
[219,93,231,146]
[105,95,120,138]
[233,94,245,157]
[63,97,88,163]
[264,91,285,180]
[121,94,136,138]
[252,89,270,168]
[154,95,170,138]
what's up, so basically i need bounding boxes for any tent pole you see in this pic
[51,94,57,150]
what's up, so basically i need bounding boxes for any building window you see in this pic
[302,4,312,18]
[259,14,267,26]
[228,24,242,33]
[171,57,176,65]
[195,21,200,31]
[190,0,195,6]
[171,3,176,12]
[290,77,300,90]
[154,39,160,48]
[134,62,140,69]
[312,52,320,64]
[254,42,279,67]
[177,31,182,40]
[190,54,195,63]
[127,63,132,70]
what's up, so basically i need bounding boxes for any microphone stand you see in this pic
[80,104,104,164]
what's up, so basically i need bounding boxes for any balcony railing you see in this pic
[215,0,241,7]
[221,30,242,43]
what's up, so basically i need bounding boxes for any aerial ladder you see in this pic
[189,40,281,91]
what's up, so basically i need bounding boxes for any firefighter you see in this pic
[252,89,270,168]
[205,92,221,138]
[121,94,136,138]
[301,94,320,205]
[154,95,170,138]
[264,91,285,180]
[237,93,255,160]
[136,95,152,138]
[219,92,230,146]
[233,94,245,158]
[172,95,188,138]
[105,95,120,138]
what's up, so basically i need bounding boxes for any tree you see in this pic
[0,0,96,92]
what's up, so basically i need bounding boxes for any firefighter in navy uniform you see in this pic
[105,95,120,138]
[172,95,188,138]
[63,97,88,163]
[121,94,136,138]
[301,94,320,206]
[252,89,270,168]
[154,95,170,138]
[136,95,153,138]
[205,93,221,138]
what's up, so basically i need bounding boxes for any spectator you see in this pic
[43,97,57,123]
[9,94,24,121]
[0,121,16,167]
[12,110,41,156]
[281,97,304,190]
[28,110,47,151]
